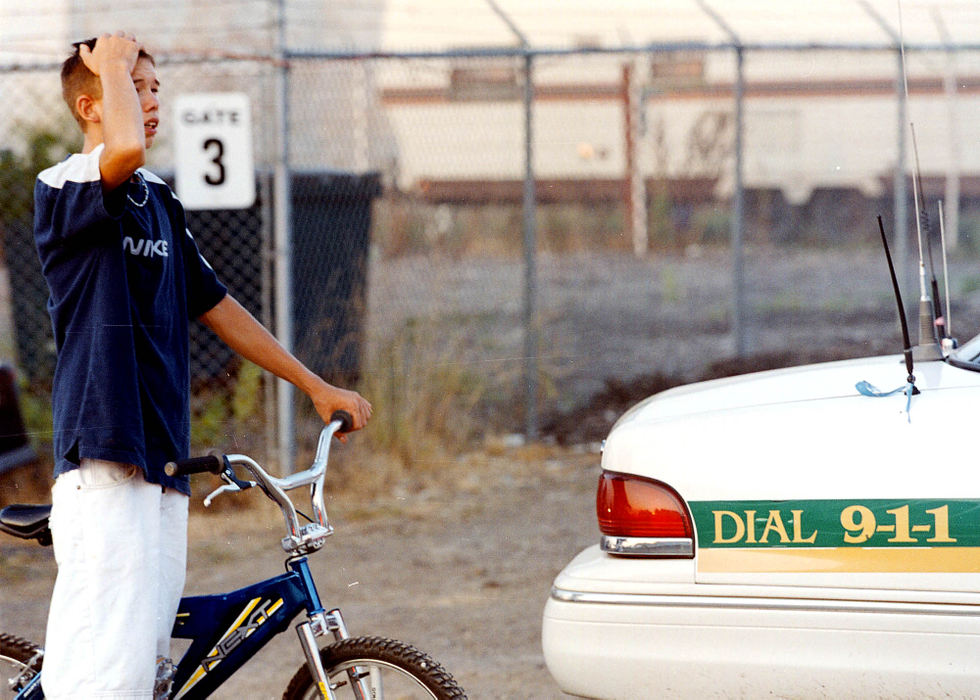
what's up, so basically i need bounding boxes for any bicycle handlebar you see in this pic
[164,454,224,478]
[164,410,352,479]
[166,410,354,554]
[333,409,354,433]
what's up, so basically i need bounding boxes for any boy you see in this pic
[33,32,371,697]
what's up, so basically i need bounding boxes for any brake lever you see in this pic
[203,480,257,507]
[203,466,257,507]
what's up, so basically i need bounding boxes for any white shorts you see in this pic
[41,459,188,699]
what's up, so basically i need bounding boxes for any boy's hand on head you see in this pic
[79,31,142,78]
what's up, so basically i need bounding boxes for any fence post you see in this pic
[624,61,648,258]
[895,49,911,304]
[936,10,960,250]
[486,0,539,439]
[860,0,912,317]
[522,50,539,440]
[274,0,296,472]
[697,0,747,357]
[732,45,747,358]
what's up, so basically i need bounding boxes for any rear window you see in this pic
[950,333,980,372]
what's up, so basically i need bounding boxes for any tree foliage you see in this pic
[0,126,81,245]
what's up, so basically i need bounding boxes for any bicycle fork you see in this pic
[297,607,373,700]
[12,667,41,700]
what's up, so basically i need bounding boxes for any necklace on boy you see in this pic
[127,172,149,208]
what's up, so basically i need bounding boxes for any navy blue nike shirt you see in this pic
[34,144,227,495]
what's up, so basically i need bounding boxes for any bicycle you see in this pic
[0,411,467,699]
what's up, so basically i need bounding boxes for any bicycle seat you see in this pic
[0,504,52,546]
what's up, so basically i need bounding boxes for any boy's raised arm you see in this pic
[80,32,146,190]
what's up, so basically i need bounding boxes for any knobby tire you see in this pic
[283,635,466,700]
[0,633,42,699]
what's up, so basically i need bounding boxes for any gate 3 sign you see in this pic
[174,93,255,211]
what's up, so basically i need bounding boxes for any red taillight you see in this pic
[597,471,693,538]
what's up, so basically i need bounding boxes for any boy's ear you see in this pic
[75,93,101,128]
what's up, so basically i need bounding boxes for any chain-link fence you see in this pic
[0,56,384,466]
[4,36,980,467]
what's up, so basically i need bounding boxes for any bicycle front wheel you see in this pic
[283,635,466,700]
[0,633,42,700]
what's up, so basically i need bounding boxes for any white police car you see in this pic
[542,328,980,698]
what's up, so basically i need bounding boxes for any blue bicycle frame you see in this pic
[171,555,327,699]
[14,417,356,700]
[15,554,342,700]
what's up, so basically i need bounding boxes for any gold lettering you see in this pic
[713,510,745,544]
[926,505,957,543]
[790,509,818,544]
[841,505,875,543]
[744,510,757,544]
[759,510,791,544]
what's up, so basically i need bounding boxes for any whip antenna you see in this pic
[899,1,943,359]
[938,199,952,341]
[878,216,916,386]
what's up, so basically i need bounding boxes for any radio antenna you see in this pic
[899,1,943,359]
[938,199,952,341]
[878,216,916,387]
[910,126,948,343]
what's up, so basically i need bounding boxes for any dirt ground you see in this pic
[4,247,980,698]
[0,444,598,699]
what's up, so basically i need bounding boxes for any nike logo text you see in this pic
[123,236,169,258]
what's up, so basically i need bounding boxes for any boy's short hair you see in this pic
[61,38,155,130]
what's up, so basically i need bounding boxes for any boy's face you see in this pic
[131,57,160,148]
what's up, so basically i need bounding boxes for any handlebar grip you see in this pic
[164,454,225,478]
[331,410,354,433]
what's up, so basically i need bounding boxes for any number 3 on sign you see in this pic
[202,138,226,186]
[174,93,255,210]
